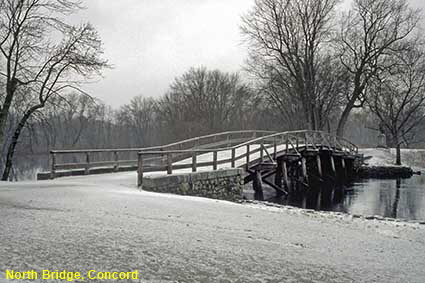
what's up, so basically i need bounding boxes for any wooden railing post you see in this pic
[231,148,236,168]
[285,137,289,153]
[246,144,250,170]
[273,139,277,159]
[50,152,56,179]
[330,155,336,174]
[213,151,218,170]
[167,153,172,174]
[305,132,308,150]
[317,155,322,177]
[192,151,197,172]
[260,142,264,162]
[85,152,90,175]
[137,153,143,187]
[282,161,288,188]
[113,151,119,172]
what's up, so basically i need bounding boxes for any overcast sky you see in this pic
[76,0,424,107]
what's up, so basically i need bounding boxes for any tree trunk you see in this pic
[2,104,43,181]
[336,105,351,137]
[396,143,401,165]
[0,80,18,150]
[337,77,364,138]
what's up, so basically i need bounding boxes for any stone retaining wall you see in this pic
[142,169,243,201]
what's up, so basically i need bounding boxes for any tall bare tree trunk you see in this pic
[336,102,353,137]
[2,105,42,181]
[0,80,19,150]
[396,144,401,165]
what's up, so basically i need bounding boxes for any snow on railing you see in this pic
[136,130,359,187]
[47,130,275,179]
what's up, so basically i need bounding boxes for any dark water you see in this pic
[344,176,425,221]
[247,174,425,221]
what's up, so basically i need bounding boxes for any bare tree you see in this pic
[0,0,108,180]
[241,0,342,131]
[368,42,425,165]
[116,96,158,147]
[157,67,253,140]
[335,0,420,137]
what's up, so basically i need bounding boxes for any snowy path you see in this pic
[1,178,425,283]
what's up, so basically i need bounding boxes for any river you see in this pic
[255,174,425,221]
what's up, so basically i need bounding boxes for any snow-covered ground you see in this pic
[1,147,425,282]
[360,148,425,169]
[1,173,425,282]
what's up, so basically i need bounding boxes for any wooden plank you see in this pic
[330,155,336,174]
[253,170,264,201]
[282,161,288,188]
[167,153,172,174]
[260,142,264,162]
[250,162,276,171]
[113,151,119,172]
[85,152,90,175]
[275,159,283,188]
[304,132,308,150]
[192,152,197,172]
[262,144,274,162]
[54,160,137,170]
[263,179,287,195]
[50,152,56,179]
[317,155,322,177]
[246,144,250,170]
[301,157,308,180]
[137,154,143,187]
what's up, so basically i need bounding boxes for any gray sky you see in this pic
[76,0,424,107]
[76,0,254,107]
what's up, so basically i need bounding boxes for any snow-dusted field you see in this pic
[360,148,425,169]
[1,174,425,283]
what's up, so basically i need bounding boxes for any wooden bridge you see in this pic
[39,130,360,197]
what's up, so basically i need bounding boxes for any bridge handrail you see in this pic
[136,130,359,186]
[48,130,275,178]
[49,130,275,154]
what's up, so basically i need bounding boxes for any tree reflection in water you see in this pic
[255,175,425,221]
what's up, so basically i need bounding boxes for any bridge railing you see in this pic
[137,130,359,186]
[47,130,275,179]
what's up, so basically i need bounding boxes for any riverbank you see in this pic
[357,148,425,178]
[356,165,414,178]
[360,148,425,169]
[1,175,425,283]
